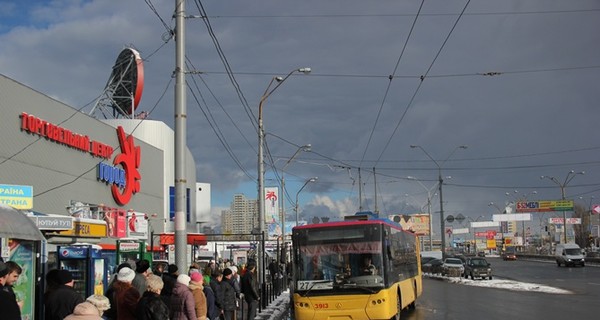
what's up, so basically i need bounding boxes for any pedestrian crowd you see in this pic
[0,257,261,320]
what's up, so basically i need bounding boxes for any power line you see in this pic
[376,0,472,165]
[360,0,425,165]
[206,9,600,19]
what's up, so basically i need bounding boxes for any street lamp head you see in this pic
[298,67,312,74]
[275,76,284,82]
[459,145,468,149]
[309,177,318,182]
[409,145,419,149]
[302,144,312,152]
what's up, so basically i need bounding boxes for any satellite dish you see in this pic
[89,47,145,118]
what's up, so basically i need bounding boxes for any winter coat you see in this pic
[104,281,140,320]
[203,284,218,320]
[209,277,223,313]
[44,284,86,320]
[132,272,148,296]
[64,302,103,320]
[219,278,237,312]
[189,282,207,320]
[135,291,170,320]
[161,273,177,298]
[241,270,259,303]
[0,285,21,320]
[169,282,197,320]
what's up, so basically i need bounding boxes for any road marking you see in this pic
[589,282,600,286]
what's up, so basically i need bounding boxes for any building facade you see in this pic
[221,194,258,236]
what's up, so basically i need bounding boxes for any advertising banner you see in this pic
[393,213,430,236]
[0,184,33,209]
[515,200,573,212]
[264,187,280,237]
[9,239,35,320]
[127,212,148,239]
[548,217,581,225]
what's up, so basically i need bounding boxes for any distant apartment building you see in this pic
[221,194,258,235]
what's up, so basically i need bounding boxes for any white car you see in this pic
[442,258,464,277]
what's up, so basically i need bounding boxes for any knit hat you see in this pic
[86,294,111,311]
[56,269,74,285]
[136,259,150,273]
[190,271,202,283]
[228,266,238,274]
[168,264,179,274]
[117,267,135,283]
[222,268,233,277]
[0,261,7,278]
[177,274,191,285]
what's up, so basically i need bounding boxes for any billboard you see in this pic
[515,200,573,212]
[391,213,430,236]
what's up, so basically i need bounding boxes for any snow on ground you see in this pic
[256,290,291,320]
[424,273,572,294]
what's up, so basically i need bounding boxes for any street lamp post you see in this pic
[466,215,485,254]
[489,202,506,249]
[410,145,467,258]
[407,176,438,251]
[541,170,585,244]
[257,67,311,298]
[281,144,311,244]
[295,177,318,227]
[505,190,537,249]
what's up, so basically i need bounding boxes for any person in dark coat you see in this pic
[241,261,259,320]
[0,261,21,320]
[105,267,140,320]
[44,269,86,320]
[203,276,218,320]
[133,259,150,295]
[161,264,179,299]
[209,269,224,318]
[135,274,170,320]
[220,268,237,320]
[169,274,196,320]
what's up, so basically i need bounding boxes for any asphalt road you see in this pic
[402,257,600,320]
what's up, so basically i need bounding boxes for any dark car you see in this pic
[501,247,517,260]
[477,251,486,257]
[422,258,443,274]
[464,257,492,280]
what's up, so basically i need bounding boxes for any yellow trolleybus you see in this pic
[292,212,422,320]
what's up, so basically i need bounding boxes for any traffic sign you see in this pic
[593,205,600,215]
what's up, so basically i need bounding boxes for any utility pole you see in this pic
[174,0,188,271]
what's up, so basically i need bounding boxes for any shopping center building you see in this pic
[0,73,209,318]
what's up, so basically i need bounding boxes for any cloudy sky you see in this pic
[1,1,599,233]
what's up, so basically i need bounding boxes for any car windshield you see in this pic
[565,248,581,255]
[470,259,488,266]
[445,258,462,265]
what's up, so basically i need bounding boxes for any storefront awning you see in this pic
[0,204,45,241]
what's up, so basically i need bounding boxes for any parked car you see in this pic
[464,257,492,280]
[477,251,486,257]
[422,258,444,274]
[441,258,464,277]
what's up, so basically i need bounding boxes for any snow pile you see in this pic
[425,273,572,294]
